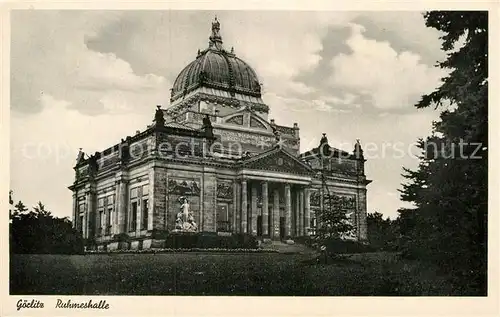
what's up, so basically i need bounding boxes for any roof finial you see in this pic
[209,15,223,49]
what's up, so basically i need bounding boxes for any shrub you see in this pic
[324,238,376,254]
[84,237,97,250]
[151,229,169,240]
[112,233,130,242]
[294,236,316,248]
[165,232,198,249]
[162,232,258,250]
[233,233,258,249]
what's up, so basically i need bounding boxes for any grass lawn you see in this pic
[10,252,457,296]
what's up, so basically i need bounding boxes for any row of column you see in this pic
[239,179,311,238]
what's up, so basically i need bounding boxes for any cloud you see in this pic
[11,10,170,116]
[10,93,155,216]
[329,23,446,110]
[286,81,316,95]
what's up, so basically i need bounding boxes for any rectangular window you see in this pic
[106,207,112,234]
[98,197,105,208]
[130,201,137,231]
[131,187,138,199]
[142,185,149,196]
[216,204,229,232]
[141,199,148,230]
[98,210,104,235]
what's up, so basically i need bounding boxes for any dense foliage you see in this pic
[10,197,84,255]
[164,232,258,249]
[366,212,399,251]
[399,11,487,295]
[295,236,375,254]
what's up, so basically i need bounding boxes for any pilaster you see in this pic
[72,193,77,229]
[115,172,129,234]
[234,181,241,233]
[298,188,304,237]
[358,189,368,241]
[233,180,239,233]
[85,185,96,239]
[294,189,300,237]
[304,188,311,236]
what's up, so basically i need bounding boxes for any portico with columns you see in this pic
[235,176,312,240]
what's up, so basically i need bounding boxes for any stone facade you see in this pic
[68,17,372,249]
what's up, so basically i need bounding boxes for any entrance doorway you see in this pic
[279,217,285,240]
[257,215,262,236]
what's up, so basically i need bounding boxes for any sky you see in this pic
[10,10,448,220]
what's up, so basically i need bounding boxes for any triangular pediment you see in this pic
[240,147,313,175]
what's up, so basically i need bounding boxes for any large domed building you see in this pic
[69,18,371,250]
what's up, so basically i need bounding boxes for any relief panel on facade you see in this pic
[226,115,244,125]
[216,129,300,152]
[158,135,204,157]
[249,116,266,129]
[167,178,201,196]
[216,180,234,199]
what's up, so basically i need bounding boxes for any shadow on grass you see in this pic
[10,252,458,296]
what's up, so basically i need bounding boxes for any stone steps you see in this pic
[261,241,318,255]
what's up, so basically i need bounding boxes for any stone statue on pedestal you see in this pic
[174,196,198,232]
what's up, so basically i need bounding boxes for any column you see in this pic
[294,189,300,236]
[272,188,280,240]
[115,178,129,234]
[262,181,269,237]
[304,188,311,236]
[285,184,291,238]
[298,188,304,236]
[241,179,248,233]
[233,181,239,233]
[250,183,258,235]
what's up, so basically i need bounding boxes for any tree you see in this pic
[9,196,84,254]
[367,211,398,251]
[399,11,487,294]
[315,193,355,242]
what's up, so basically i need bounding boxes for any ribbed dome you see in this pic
[170,17,262,102]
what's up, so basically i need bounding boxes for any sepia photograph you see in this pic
[6,7,491,305]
